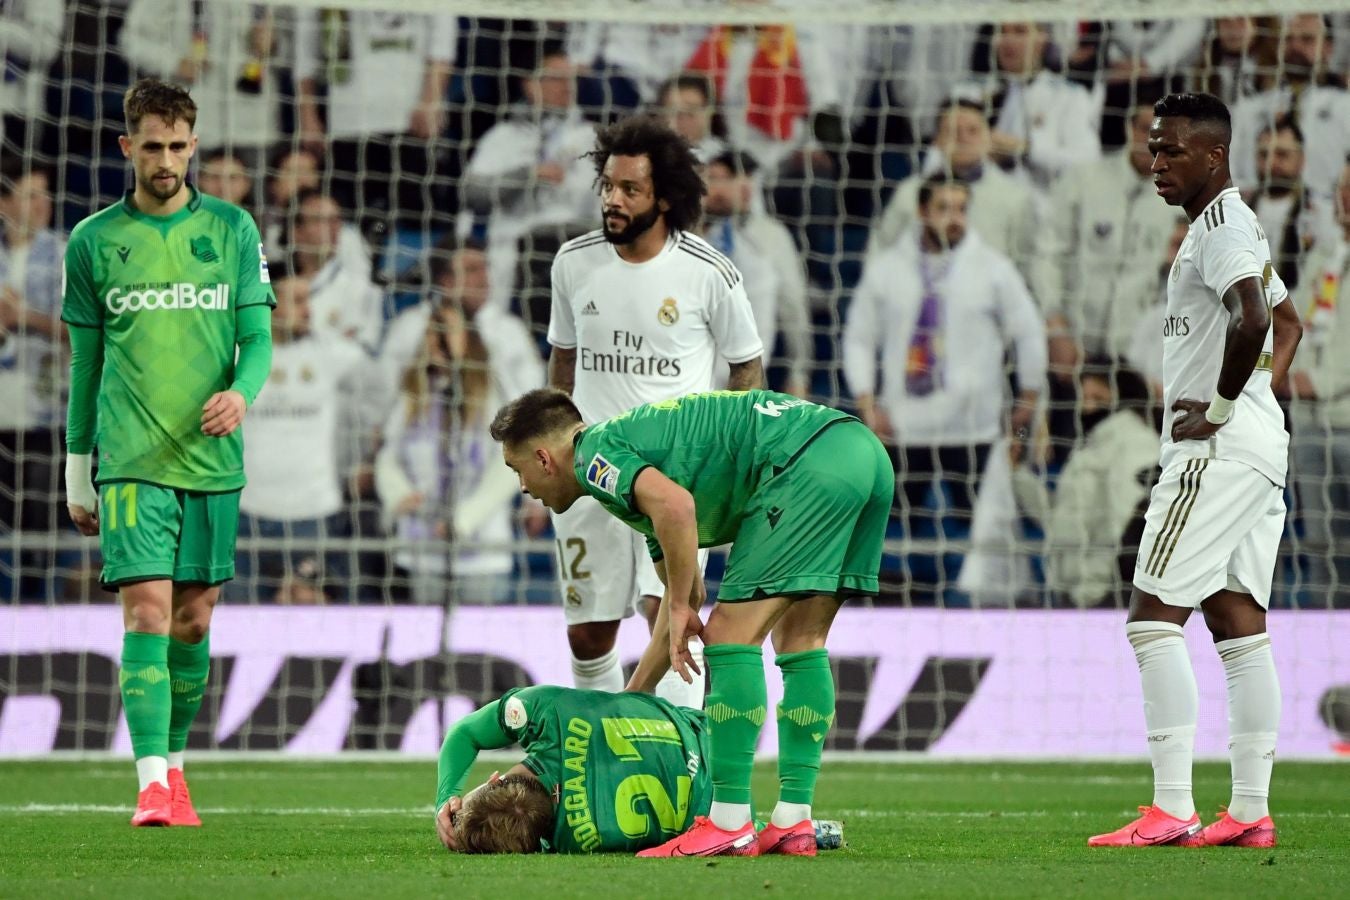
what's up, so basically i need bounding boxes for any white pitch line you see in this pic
[3,804,1347,820]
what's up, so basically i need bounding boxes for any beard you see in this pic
[140,170,184,202]
[1262,178,1298,199]
[602,203,662,245]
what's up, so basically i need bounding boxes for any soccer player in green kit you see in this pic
[61,79,274,827]
[489,388,893,857]
[434,684,843,854]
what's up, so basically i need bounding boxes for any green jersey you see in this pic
[497,686,712,853]
[61,187,275,491]
[572,390,855,557]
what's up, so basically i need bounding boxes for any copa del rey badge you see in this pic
[504,696,528,729]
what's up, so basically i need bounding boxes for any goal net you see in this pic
[1,0,1348,758]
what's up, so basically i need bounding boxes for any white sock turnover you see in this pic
[1217,633,1280,823]
[771,801,812,829]
[1126,620,1197,820]
[167,751,185,772]
[709,800,752,831]
[571,648,624,692]
[136,756,170,792]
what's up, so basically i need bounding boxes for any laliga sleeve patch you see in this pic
[585,454,620,496]
[503,696,528,730]
[258,243,271,283]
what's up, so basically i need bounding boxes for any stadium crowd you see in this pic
[2,5,1349,609]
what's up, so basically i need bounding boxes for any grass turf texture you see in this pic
[1,760,1347,898]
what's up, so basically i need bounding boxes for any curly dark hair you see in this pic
[587,114,705,234]
[123,77,197,134]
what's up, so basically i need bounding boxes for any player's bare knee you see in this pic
[1126,588,1189,628]
[568,621,619,659]
[1201,591,1266,642]
[123,599,170,634]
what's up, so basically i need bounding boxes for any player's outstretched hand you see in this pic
[436,797,463,852]
[67,503,99,536]
[201,390,247,437]
[669,600,704,684]
[1170,398,1223,442]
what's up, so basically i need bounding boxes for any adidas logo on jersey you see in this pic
[581,300,599,316]
[104,283,230,314]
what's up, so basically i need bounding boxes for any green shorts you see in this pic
[717,419,894,602]
[98,480,241,588]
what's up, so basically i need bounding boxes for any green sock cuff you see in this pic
[775,648,829,670]
[705,644,763,664]
[122,632,169,661]
[168,634,211,673]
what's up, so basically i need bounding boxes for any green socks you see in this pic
[167,634,211,754]
[776,648,836,805]
[120,632,171,760]
[705,644,767,805]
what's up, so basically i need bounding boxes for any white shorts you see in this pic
[551,496,709,626]
[1133,457,1285,609]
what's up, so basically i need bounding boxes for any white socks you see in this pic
[136,756,169,791]
[167,751,185,772]
[1126,621,1197,820]
[1217,633,1280,823]
[571,648,624,692]
[771,801,812,829]
[655,640,705,709]
[709,800,752,831]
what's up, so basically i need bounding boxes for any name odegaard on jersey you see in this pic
[104,283,231,314]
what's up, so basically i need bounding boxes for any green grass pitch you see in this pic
[1,760,1347,898]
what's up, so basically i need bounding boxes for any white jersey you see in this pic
[547,229,763,422]
[241,335,368,520]
[1161,186,1289,486]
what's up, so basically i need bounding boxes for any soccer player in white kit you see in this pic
[1089,93,1304,849]
[546,115,764,706]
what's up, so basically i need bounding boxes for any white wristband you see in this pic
[1205,394,1236,425]
[65,452,98,511]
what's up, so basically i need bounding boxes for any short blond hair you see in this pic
[455,777,554,854]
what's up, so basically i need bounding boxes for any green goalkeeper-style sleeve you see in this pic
[65,324,104,455]
[435,700,513,809]
[229,302,272,406]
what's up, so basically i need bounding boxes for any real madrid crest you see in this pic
[565,586,582,607]
[1170,259,1180,283]
[657,297,679,326]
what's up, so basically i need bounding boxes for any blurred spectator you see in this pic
[871,99,1038,279]
[375,305,516,606]
[286,188,383,352]
[1191,16,1279,106]
[0,158,63,431]
[0,157,64,598]
[1232,13,1350,202]
[870,23,981,147]
[294,10,456,227]
[1062,18,1204,147]
[568,22,709,110]
[381,235,544,404]
[463,45,597,312]
[683,24,831,172]
[236,264,370,604]
[197,148,255,210]
[702,150,811,396]
[120,1,282,165]
[843,176,1046,542]
[260,146,321,255]
[1126,216,1192,396]
[1013,358,1160,608]
[0,2,64,155]
[1033,101,1181,376]
[656,73,726,164]
[1246,114,1335,291]
[1287,156,1350,605]
[954,21,1101,191]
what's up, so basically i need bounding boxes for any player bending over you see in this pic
[1088,92,1302,848]
[434,685,842,854]
[490,388,892,857]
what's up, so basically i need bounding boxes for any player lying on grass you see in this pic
[434,684,842,854]
[489,388,892,857]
